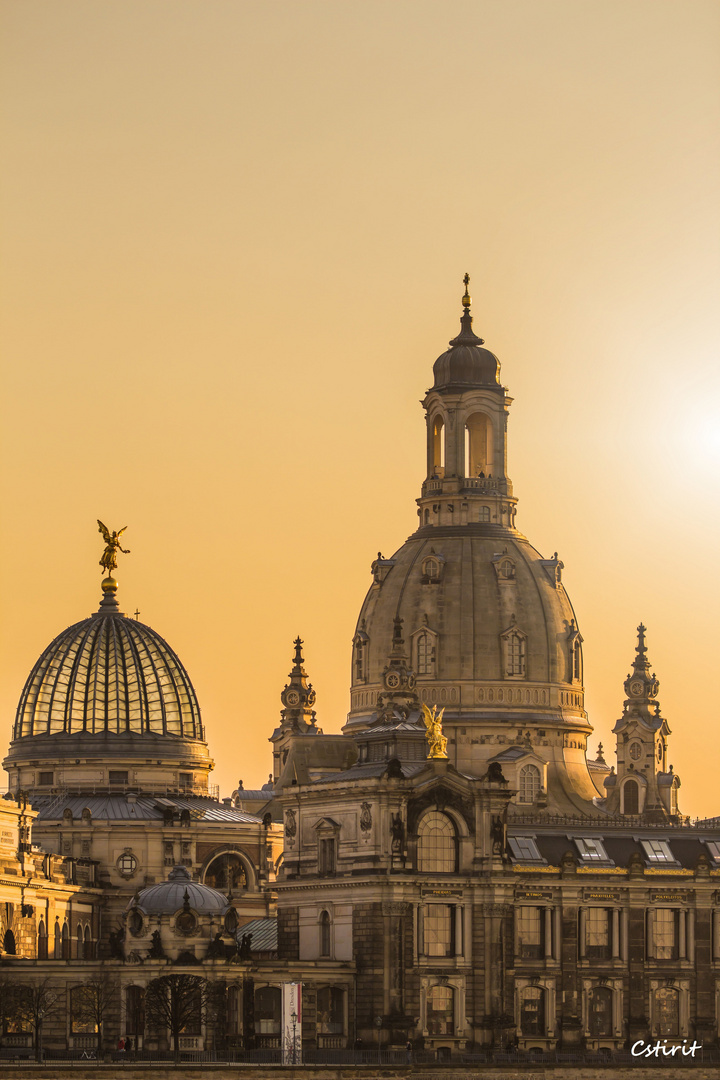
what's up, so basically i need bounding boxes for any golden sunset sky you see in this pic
[1,2,719,813]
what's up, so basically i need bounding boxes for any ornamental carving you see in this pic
[482,903,513,917]
[360,802,372,833]
[285,809,297,839]
[382,902,410,916]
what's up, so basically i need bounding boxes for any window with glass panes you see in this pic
[507,632,526,676]
[520,987,545,1035]
[417,633,434,675]
[318,838,336,875]
[518,765,541,803]
[585,908,611,959]
[655,986,680,1037]
[417,811,456,872]
[654,908,679,960]
[517,907,543,959]
[424,904,454,957]
[589,986,613,1037]
[427,985,454,1035]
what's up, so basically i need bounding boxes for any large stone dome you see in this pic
[346,279,600,813]
[4,579,212,794]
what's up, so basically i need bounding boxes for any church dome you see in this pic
[4,578,211,790]
[346,277,599,813]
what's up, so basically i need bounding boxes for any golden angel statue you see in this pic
[97,520,130,576]
[421,703,448,760]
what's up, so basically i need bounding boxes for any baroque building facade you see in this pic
[0,279,717,1060]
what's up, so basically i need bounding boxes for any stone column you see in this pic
[578,908,586,959]
[612,908,620,959]
[545,908,554,959]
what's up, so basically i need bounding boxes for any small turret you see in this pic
[605,625,680,820]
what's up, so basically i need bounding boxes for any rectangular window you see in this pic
[574,837,610,862]
[585,908,611,959]
[704,840,720,862]
[654,908,679,960]
[641,839,675,864]
[38,771,53,785]
[517,906,543,959]
[424,904,454,957]
[508,836,543,862]
[179,772,193,788]
[318,838,336,875]
[108,770,129,784]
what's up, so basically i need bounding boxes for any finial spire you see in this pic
[449,272,484,346]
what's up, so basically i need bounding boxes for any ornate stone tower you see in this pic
[270,638,321,783]
[605,625,680,820]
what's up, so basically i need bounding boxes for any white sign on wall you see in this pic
[281,982,302,1065]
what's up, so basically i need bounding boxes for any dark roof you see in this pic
[508,825,720,870]
[30,793,262,824]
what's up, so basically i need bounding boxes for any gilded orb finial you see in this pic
[97,520,131,578]
[462,272,471,309]
[421,703,448,760]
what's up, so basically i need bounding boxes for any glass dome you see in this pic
[13,589,204,742]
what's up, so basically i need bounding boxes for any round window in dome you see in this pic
[176,908,197,935]
[117,852,138,878]
[629,742,642,761]
[224,908,238,934]
[128,908,144,937]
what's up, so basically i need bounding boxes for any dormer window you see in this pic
[518,764,541,803]
[499,559,514,580]
[421,552,444,584]
[640,839,676,864]
[508,835,544,862]
[572,837,611,864]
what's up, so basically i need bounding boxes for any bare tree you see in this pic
[0,977,61,1061]
[70,974,119,1060]
[144,974,209,1063]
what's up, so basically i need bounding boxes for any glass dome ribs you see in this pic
[14,611,204,741]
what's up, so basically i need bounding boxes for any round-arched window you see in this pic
[175,908,197,935]
[518,765,541,803]
[417,811,456,872]
[204,853,248,891]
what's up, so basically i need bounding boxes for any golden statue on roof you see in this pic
[97,520,130,576]
[421,703,448,760]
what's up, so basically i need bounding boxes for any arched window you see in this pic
[417,811,456,872]
[518,764,541,803]
[203,853,248,891]
[54,920,61,960]
[427,985,454,1036]
[655,986,680,1038]
[479,506,491,522]
[498,558,515,580]
[255,986,281,1035]
[423,557,440,580]
[464,412,492,477]
[77,923,84,960]
[70,986,97,1034]
[126,985,145,1037]
[3,929,16,955]
[623,779,639,815]
[38,920,48,960]
[589,986,613,1037]
[520,986,545,1036]
[432,415,445,474]
[317,987,344,1034]
[416,632,435,676]
[505,631,526,677]
[62,921,70,959]
[319,911,331,957]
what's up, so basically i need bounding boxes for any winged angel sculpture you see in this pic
[97,520,130,576]
[421,702,448,760]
